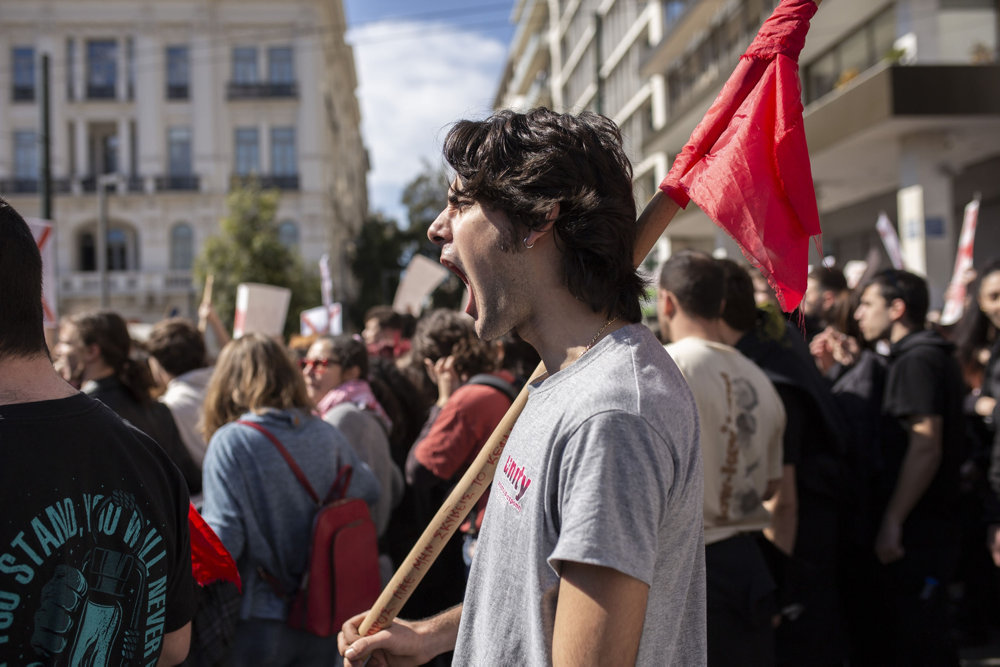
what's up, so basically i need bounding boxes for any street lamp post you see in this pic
[96,174,122,308]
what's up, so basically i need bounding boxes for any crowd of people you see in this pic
[2,105,1000,667]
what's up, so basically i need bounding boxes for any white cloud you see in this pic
[348,20,507,226]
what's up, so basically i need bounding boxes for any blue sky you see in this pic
[343,1,515,226]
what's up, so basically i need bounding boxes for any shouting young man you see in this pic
[339,109,705,665]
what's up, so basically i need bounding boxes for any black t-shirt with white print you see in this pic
[0,393,195,666]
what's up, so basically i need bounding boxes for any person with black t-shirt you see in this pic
[854,269,964,667]
[0,197,195,665]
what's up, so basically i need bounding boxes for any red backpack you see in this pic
[238,420,381,637]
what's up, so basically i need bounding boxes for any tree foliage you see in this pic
[400,161,463,310]
[194,181,319,337]
[401,160,451,257]
[346,212,411,327]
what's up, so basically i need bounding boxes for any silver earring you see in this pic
[523,236,535,249]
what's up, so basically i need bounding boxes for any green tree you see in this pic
[194,181,319,337]
[399,161,463,310]
[346,212,411,327]
[401,159,451,258]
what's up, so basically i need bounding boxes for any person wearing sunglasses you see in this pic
[302,335,403,553]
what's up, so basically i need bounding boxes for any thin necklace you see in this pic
[586,316,619,351]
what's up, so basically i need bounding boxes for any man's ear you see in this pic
[658,288,676,318]
[524,203,560,248]
[82,343,102,364]
[888,297,907,323]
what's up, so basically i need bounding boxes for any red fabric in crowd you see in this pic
[188,501,242,590]
[659,0,821,312]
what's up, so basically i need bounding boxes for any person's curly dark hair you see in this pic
[442,108,644,323]
[411,309,496,379]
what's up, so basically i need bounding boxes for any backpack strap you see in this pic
[237,419,354,505]
[466,373,518,402]
[237,420,320,504]
[237,419,354,599]
[324,465,352,504]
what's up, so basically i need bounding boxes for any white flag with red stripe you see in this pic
[940,198,980,326]
[25,217,59,327]
[876,212,905,270]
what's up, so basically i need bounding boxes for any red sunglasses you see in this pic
[299,358,338,371]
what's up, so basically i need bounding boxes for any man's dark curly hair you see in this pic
[442,108,643,323]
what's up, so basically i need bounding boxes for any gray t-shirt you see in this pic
[454,324,706,665]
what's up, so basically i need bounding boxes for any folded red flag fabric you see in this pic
[660,0,820,312]
[188,502,242,590]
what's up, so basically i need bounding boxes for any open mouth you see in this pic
[441,258,476,318]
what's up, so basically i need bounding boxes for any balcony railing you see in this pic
[59,270,194,298]
[126,175,145,193]
[0,178,72,195]
[12,86,35,102]
[231,174,299,190]
[86,84,117,100]
[166,84,189,100]
[226,81,298,100]
[155,174,200,191]
[79,176,117,193]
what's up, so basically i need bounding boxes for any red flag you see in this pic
[188,502,242,590]
[660,0,820,312]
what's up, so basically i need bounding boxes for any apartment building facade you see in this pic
[494,0,665,259]
[498,0,1000,305]
[0,0,367,322]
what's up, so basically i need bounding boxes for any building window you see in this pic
[79,226,135,271]
[87,40,117,99]
[268,46,294,84]
[14,130,39,180]
[803,5,896,103]
[126,37,135,100]
[168,127,192,176]
[234,128,259,176]
[232,47,258,84]
[166,46,190,99]
[271,127,296,176]
[12,47,35,102]
[66,39,75,100]
[278,220,299,250]
[170,223,194,270]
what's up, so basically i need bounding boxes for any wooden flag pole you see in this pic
[197,274,215,334]
[358,192,680,636]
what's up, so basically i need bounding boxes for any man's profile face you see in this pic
[802,277,823,317]
[54,322,86,387]
[428,178,528,342]
[362,318,383,345]
[854,284,893,343]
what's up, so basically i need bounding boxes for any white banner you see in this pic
[233,283,291,338]
[940,198,980,326]
[393,254,451,314]
[897,186,927,275]
[300,303,343,336]
[875,212,905,271]
[25,217,58,327]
